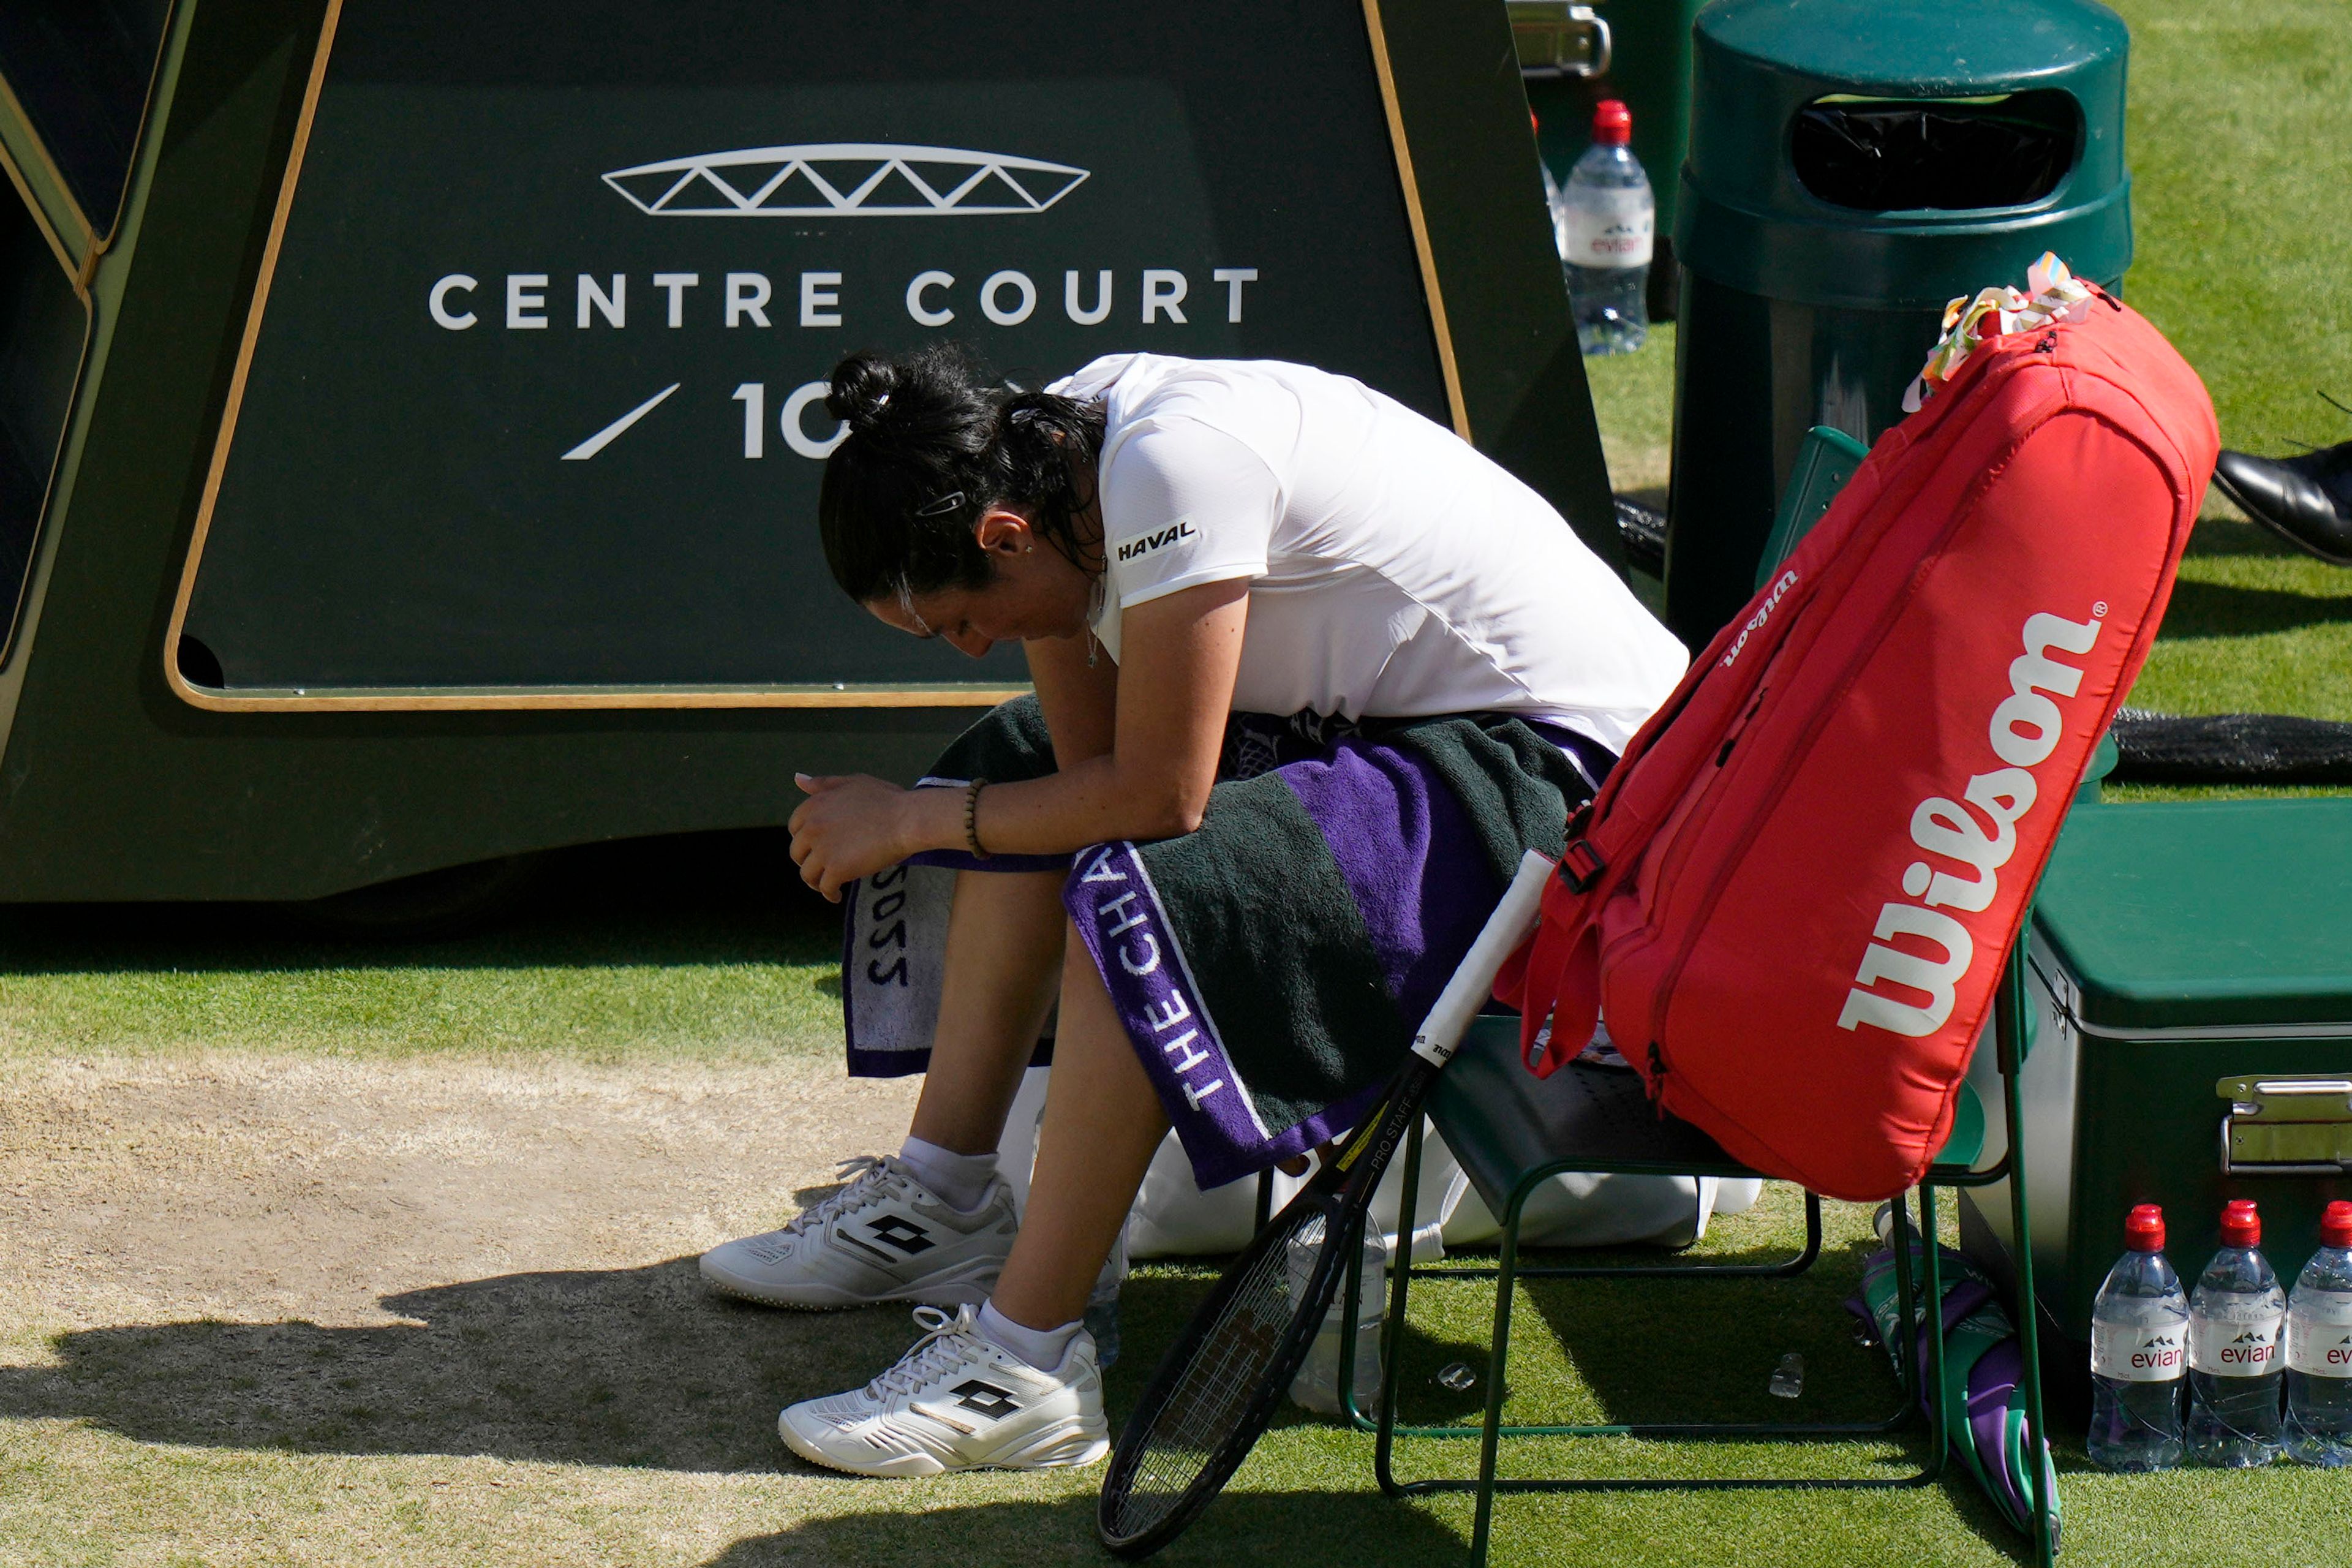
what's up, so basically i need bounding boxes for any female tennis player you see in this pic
[702,345,1686,1476]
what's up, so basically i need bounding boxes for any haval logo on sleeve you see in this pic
[1838,610,2105,1038]
[601,143,1090,217]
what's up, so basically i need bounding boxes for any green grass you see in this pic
[1585,319,1676,495]
[1583,0,2352,741]
[0,831,843,1064]
[2,1186,2341,1567]
[2118,0,2352,733]
[2121,1,2352,461]
[5,2,2352,1563]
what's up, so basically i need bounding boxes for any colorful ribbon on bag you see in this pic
[1902,251,2097,413]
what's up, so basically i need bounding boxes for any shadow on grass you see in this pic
[2186,515,2306,559]
[0,829,840,976]
[0,1263,1327,1474]
[2154,576,2352,638]
[1370,1226,1887,1437]
[700,1493,1463,1568]
[1483,1219,2032,1563]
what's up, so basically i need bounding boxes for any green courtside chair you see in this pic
[1329,428,2057,1568]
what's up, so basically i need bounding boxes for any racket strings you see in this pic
[1108,1210,1332,1539]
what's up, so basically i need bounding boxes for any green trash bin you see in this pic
[1664,0,2133,649]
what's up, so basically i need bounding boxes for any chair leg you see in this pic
[1888,1193,1921,1411]
[1998,945,2057,1568]
[1468,1180,1528,1568]
[1373,1117,1425,1489]
[1920,1183,1950,1482]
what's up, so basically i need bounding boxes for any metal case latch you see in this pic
[1510,2,1611,80]
[2218,1076,2352,1176]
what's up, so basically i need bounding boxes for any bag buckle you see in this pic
[1559,839,1606,894]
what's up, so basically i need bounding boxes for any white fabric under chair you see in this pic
[992,1065,1760,1264]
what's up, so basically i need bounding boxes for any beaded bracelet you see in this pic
[963,777,990,860]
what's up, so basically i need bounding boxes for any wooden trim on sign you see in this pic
[178,683,1030,712]
[162,0,345,713]
[1360,0,1471,443]
[0,0,183,255]
[0,290,95,673]
[0,118,80,289]
[163,0,1020,715]
[0,70,95,262]
[90,0,186,252]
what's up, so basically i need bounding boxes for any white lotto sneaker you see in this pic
[701,1156,1017,1310]
[777,1304,1109,1477]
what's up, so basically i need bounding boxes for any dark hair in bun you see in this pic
[817,343,1106,605]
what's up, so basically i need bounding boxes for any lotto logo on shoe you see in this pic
[2189,1314,2284,1376]
[1839,610,2104,1038]
[2090,1322,2185,1381]
[949,1379,1022,1420]
[865,1215,937,1254]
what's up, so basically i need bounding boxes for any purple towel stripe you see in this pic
[1276,741,1498,1032]
[1064,842,1273,1190]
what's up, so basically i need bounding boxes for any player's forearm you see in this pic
[900,753,1207,858]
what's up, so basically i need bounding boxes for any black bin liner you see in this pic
[1793,91,2079,212]
[2109,709,2352,786]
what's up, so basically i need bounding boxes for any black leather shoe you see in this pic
[2211,440,2352,565]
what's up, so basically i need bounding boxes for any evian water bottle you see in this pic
[1288,1221,1387,1415]
[2187,1199,2287,1466]
[2087,1204,2188,1471]
[2285,1200,2352,1466]
[1560,99,1653,356]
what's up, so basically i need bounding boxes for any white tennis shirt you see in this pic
[1047,354,1686,753]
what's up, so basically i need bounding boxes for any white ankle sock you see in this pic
[897,1136,997,1212]
[978,1299,1083,1373]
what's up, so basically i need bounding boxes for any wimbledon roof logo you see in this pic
[600,143,1090,217]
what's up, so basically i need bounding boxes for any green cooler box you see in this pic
[1961,799,2352,1414]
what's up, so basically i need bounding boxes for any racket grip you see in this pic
[1409,848,1556,1068]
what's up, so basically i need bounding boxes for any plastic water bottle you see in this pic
[2187,1199,2287,1466]
[1560,99,1653,356]
[1288,1223,1387,1415]
[2285,1200,2352,1466]
[2087,1204,2188,1471]
[1536,113,1572,264]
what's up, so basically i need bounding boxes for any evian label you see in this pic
[2190,1311,2285,1377]
[2090,1321,2185,1382]
[2287,1304,2352,1374]
[1839,609,2105,1038]
[1564,189,1653,270]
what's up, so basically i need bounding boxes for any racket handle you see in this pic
[1409,848,1556,1068]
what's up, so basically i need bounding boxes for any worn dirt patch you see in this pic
[0,1054,919,1339]
[0,1054,948,1485]
[0,1055,1423,1567]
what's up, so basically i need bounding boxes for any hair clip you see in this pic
[914,491,966,518]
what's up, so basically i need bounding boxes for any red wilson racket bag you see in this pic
[1501,287,2218,1202]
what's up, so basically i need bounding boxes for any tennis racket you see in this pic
[1096,850,1556,1558]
